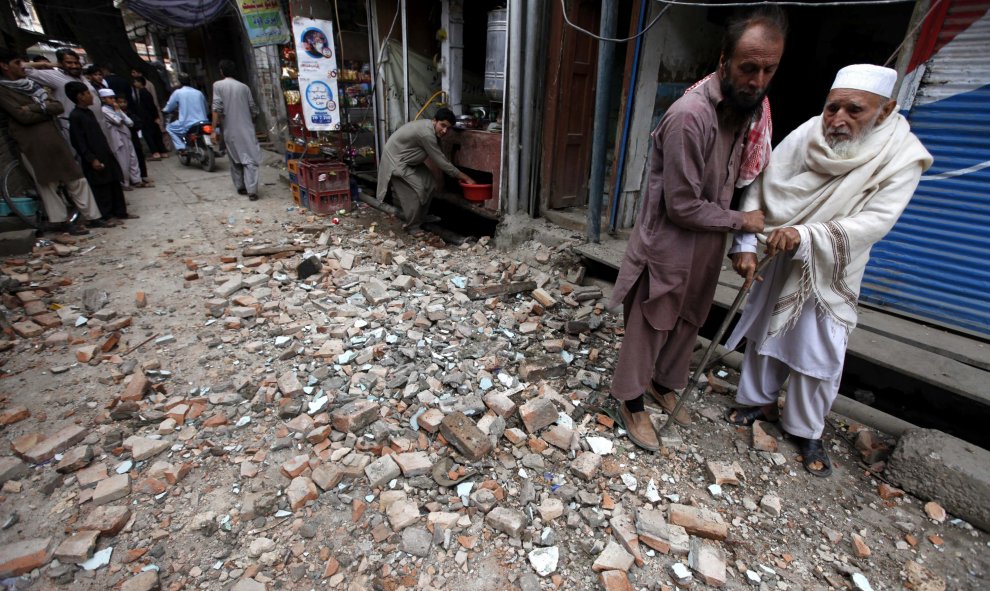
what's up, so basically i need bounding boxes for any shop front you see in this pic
[282,0,543,221]
[860,0,990,338]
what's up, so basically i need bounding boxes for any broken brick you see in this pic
[22,424,86,464]
[439,412,492,462]
[518,397,558,433]
[331,400,379,433]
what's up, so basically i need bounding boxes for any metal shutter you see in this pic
[860,2,990,337]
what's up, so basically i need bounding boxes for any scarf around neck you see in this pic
[685,72,772,188]
[0,77,49,107]
[740,111,933,337]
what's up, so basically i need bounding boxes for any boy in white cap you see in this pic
[99,88,146,190]
[724,64,933,477]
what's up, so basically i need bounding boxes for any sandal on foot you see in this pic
[724,405,778,427]
[798,437,833,477]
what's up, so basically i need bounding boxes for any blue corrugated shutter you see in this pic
[860,5,990,337]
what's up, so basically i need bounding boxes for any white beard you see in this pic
[825,114,879,160]
[828,137,864,159]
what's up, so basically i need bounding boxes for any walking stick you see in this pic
[657,254,775,434]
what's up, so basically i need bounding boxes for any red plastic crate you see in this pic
[308,189,351,215]
[298,160,349,193]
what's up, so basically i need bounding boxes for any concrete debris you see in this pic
[886,428,990,531]
[670,561,693,585]
[688,537,726,586]
[528,545,559,577]
[0,166,984,591]
[592,541,634,572]
[851,572,875,591]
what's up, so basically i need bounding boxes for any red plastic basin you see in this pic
[459,180,493,202]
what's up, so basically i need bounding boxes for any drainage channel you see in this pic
[352,176,498,242]
[427,195,499,241]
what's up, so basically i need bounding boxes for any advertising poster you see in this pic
[291,17,341,131]
[237,0,291,47]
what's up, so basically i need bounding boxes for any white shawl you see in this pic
[740,111,933,336]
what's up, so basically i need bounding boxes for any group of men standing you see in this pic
[28,54,156,194]
[608,7,931,479]
[0,47,264,235]
[0,48,133,233]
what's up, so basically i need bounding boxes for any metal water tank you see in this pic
[484,8,507,102]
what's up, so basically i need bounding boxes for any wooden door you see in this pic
[541,0,600,210]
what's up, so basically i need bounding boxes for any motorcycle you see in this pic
[178,121,224,172]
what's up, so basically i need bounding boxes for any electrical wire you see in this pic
[373,5,400,80]
[560,0,670,43]
[333,0,345,64]
[561,0,918,43]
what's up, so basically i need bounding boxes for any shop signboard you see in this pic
[291,17,341,131]
[237,0,291,47]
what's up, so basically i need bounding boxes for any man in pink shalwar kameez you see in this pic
[608,8,788,451]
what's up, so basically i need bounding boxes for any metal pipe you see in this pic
[519,0,539,217]
[586,0,617,243]
[507,0,523,214]
[608,0,649,234]
[401,0,409,123]
[498,8,509,213]
[367,0,382,165]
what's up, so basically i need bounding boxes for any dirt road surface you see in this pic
[0,156,986,591]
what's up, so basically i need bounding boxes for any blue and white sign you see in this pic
[291,17,341,131]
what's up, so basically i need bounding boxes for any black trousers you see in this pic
[91,181,128,219]
[130,128,147,179]
[142,121,167,154]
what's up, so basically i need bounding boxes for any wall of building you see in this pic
[613,5,720,230]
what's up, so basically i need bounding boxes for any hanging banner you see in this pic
[237,1,291,47]
[291,17,341,131]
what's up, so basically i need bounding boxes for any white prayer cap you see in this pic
[97,88,115,98]
[830,64,897,98]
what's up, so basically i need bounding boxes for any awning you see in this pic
[115,0,229,30]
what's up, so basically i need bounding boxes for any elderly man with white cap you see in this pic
[723,64,933,477]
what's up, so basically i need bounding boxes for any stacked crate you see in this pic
[285,141,320,209]
[297,159,351,215]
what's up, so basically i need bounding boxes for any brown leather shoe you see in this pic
[618,404,659,452]
[647,383,692,426]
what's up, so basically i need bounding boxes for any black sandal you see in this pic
[724,405,778,426]
[797,437,833,477]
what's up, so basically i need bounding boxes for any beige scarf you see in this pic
[741,111,933,336]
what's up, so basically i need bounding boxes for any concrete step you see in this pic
[0,229,37,255]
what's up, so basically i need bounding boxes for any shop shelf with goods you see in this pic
[279,47,368,212]
[279,45,304,141]
[336,61,376,172]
